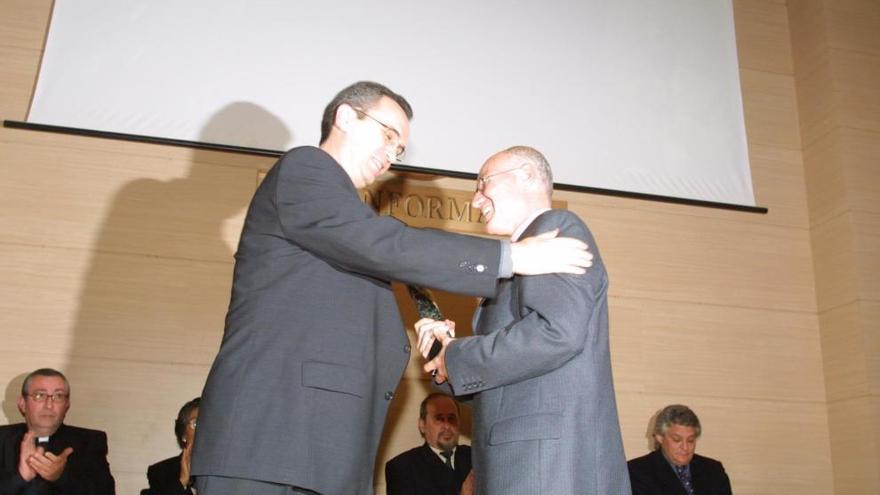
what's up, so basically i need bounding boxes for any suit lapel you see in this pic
[651,450,689,495]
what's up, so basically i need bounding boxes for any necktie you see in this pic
[674,464,694,495]
[440,451,453,469]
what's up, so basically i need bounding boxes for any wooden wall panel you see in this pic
[830,49,880,133]
[747,143,810,228]
[0,44,41,121]
[740,69,803,149]
[0,137,255,261]
[825,0,880,55]
[581,205,817,312]
[0,0,844,494]
[733,0,794,74]
[826,395,880,493]
[819,301,873,401]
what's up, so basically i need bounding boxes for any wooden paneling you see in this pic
[825,0,880,55]
[733,0,794,74]
[747,143,810,228]
[740,69,803,149]
[811,212,861,312]
[0,0,52,50]
[830,48,880,133]
[826,395,880,494]
[819,301,872,401]
[611,297,825,402]
[0,138,254,261]
[0,0,848,493]
[0,44,41,121]
[578,204,817,312]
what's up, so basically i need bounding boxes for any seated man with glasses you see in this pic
[0,368,115,494]
[143,397,200,495]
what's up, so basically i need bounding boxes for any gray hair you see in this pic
[501,145,553,197]
[653,404,702,439]
[21,368,69,396]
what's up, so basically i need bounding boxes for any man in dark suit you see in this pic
[627,404,733,495]
[385,393,472,495]
[191,82,593,495]
[0,368,115,494]
[144,397,200,495]
[416,146,631,495]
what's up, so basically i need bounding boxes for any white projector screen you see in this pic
[28,0,756,207]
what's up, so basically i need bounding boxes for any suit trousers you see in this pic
[195,475,320,495]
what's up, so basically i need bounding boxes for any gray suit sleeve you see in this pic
[274,148,502,297]
[445,211,605,393]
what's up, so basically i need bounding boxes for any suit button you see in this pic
[384,391,394,400]
[475,264,486,273]
[404,344,411,353]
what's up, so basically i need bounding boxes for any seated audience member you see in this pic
[145,397,200,495]
[385,393,472,495]
[0,368,116,494]
[628,404,732,495]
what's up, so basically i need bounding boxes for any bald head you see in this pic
[472,146,554,236]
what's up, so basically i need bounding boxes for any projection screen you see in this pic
[27,0,756,207]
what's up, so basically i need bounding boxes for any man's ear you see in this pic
[17,396,26,417]
[418,418,426,438]
[653,434,664,447]
[335,103,358,132]
[519,164,538,190]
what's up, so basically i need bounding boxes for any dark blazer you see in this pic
[444,210,631,495]
[145,455,191,495]
[385,443,471,495]
[0,423,115,495]
[191,146,503,495]
[627,449,732,495]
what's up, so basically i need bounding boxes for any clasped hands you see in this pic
[18,431,73,483]
[414,317,457,384]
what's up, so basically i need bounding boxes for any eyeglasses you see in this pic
[354,108,406,160]
[26,391,69,403]
[475,164,527,192]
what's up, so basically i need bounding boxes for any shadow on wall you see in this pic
[2,373,28,425]
[59,102,290,488]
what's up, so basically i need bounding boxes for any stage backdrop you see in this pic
[27,0,755,206]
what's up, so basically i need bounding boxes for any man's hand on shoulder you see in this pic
[511,229,592,276]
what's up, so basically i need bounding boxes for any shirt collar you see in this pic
[511,208,551,241]
[427,444,457,468]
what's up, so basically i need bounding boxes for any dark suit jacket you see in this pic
[191,146,503,495]
[0,423,115,495]
[145,455,191,495]
[628,449,732,495]
[444,210,631,495]
[385,443,471,495]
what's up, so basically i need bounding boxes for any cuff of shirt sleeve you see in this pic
[498,240,512,278]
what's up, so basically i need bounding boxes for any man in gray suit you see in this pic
[417,146,631,495]
[190,83,592,495]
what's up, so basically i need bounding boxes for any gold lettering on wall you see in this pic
[361,185,485,234]
[256,169,565,235]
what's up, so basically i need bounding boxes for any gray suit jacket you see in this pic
[191,146,503,495]
[444,210,631,495]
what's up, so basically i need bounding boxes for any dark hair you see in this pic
[419,393,460,420]
[653,404,702,448]
[174,397,201,449]
[319,81,413,144]
[21,368,69,396]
